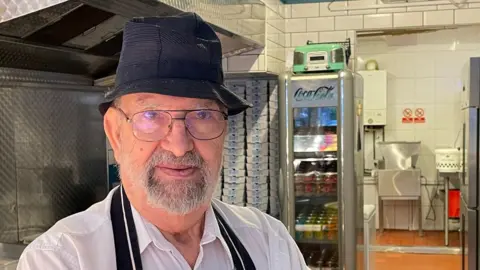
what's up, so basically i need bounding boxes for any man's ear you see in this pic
[104,108,122,163]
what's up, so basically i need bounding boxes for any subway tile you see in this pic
[434,205,445,230]
[282,4,292,18]
[383,204,396,229]
[384,130,415,141]
[421,205,436,230]
[291,32,319,47]
[469,3,480,8]
[347,30,357,45]
[410,201,420,230]
[348,0,378,9]
[258,55,265,71]
[285,18,307,33]
[394,12,423,28]
[407,6,437,12]
[394,203,411,230]
[414,78,435,104]
[437,4,459,10]
[434,78,463,104]
[291,3,319,18]
[306,17,334,32]
[389,78,416,105]
[414,129,436,155]
[348,9,377,15]
[411,104,435,130]
[378,7,407,13]
[416,154,437,181]
[335,15,364,30]
[318,30,347,42]
[434,104,460,130]
[424,10,454,26]
[364,13,393,29]
[285,47,295,69]
[413,53,435,78]
[285,33,291,47]
[455,8,480,25]
[320,2,348,16]
[434,129,457,148]
[267,40,285,61]
[387,105,416,131]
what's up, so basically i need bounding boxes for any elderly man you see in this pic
[17,12,307,270]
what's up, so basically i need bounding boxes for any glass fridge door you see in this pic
[293,106,340,270]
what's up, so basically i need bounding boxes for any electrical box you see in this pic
[357,70,387,126]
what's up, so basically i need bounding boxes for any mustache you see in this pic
[146,150,205,169]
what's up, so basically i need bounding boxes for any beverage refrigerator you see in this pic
[278,70,365,270]
[460,56,480,270]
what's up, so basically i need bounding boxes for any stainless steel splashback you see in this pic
[377,141,421,170]
[0,68,108,244]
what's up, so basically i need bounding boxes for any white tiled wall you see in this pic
[224,0,286,74]
[359,26,480,230]
[225,1,480,73]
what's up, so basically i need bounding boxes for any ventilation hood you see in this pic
[0,0,266,78]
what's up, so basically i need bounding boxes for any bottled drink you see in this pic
[295,217,304,240]
[304,217,314,239]
[316,248,327,267]
[313,217,322,239]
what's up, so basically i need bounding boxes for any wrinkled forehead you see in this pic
[121,93,221,110]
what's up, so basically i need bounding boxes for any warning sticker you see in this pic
[414,108,425,123]
[402,108,413,124]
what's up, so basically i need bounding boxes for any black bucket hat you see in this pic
[98,12,252,116]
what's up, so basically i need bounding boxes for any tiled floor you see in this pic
[376,230,461,247]
[374,253,461,270]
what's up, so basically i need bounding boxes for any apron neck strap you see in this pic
[110,186,256,270]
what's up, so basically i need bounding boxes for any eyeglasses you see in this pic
[115,108,228,141]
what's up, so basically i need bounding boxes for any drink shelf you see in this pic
[295,157,337,162]
[297,239,337,245]
[296,195,337,205]
[294,151,337,158]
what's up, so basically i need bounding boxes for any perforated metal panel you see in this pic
[0,71,107,243]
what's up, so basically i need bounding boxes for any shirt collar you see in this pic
[130,203,235,269]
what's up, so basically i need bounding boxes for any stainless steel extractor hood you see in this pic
[0,0,266,78]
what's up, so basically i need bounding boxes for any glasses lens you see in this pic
[132,110,171,141]
[185,110,226,139]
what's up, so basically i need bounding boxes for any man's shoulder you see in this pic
[212,199,284,233]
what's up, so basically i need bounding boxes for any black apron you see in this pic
[110,186,256,270]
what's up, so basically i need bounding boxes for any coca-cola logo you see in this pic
[294,86,335,102]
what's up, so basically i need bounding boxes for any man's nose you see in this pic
[160,120,194,157]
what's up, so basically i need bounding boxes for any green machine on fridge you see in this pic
[279,70,365,269]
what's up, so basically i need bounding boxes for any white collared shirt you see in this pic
[17,188,308,270]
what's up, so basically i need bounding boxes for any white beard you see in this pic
[118,149,216,215]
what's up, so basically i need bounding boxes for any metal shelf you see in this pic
[297,239,337,245]
[296,195,338,205]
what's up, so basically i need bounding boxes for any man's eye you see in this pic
[142,111,157,120]
[195,111,212,119]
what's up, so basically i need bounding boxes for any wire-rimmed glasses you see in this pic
[115,108,228,141]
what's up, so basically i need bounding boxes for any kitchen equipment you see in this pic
[357,70,387,126]
[292,39,351,73]
[435,148,461,173]
[0,68,108,244]
[375,141,423,236]
[279,70,364,269]
[459,57,480,270]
